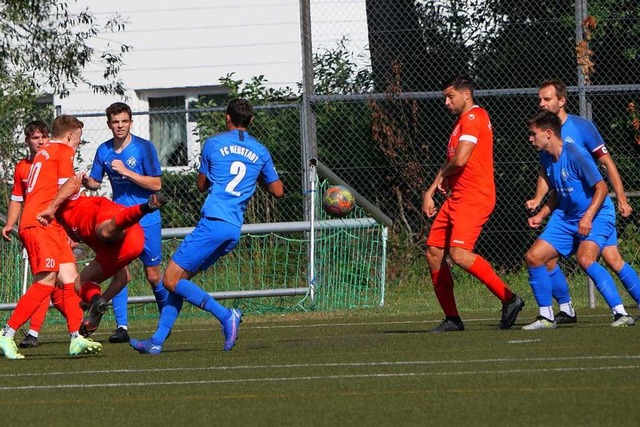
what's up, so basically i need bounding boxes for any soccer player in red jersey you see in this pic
[422,75,525,332]
[36,175,164,337]
[1,121,71,349]
[0,115,101,359]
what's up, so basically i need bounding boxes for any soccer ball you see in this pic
[322,185,355,218]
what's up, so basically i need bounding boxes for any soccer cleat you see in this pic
[522,316,557,330]
[611,314,635,327]
[18,334,38,348]
[79,296,108,337]
[222,309,243,351]
[429,317,465,333]
[130,338,162,355]
[0,336,25,359]
[499,294,525,330]
[554,311,577,325]
[109,327,131,344]
[146,192,165,211]
[69,336,102,356]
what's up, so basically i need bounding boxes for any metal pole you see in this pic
[576,0,596,309]
[308,159,317,305]
[299,0,317,222]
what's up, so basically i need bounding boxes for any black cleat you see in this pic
[79,296,108,337]
[499,294,525,330]
[554,311,577,325]
[109,327,130,343]
[18,334,38,348]
[430,317,465,333]
[146,192,165,212]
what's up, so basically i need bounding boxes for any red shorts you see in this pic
[426,198,493,251]
[19,223,75,275]
[91,224,145,279]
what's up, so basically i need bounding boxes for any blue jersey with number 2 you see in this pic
[199,129,279,227]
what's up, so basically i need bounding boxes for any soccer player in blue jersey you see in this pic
[83,102,168,343]
[130,98,284,354]
[526,80,640,323]
[522,111,634,329]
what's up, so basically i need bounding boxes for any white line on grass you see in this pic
[2,354,639,379]
[0,365,637,391]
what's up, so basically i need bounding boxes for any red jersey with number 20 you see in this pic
[446,105,495,207]
[19,142,75,230]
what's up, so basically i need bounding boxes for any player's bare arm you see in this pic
[2,200,22,241]
[596,153,632,217]
[196,173,210,193]
[525,167,549,211]
[110,159,162,192]
[82,175,101,190]
[577,180,608,236]
[422,166,446,218]
[266,179,284,198]
[36,176,83,225]
[440,140,475,178]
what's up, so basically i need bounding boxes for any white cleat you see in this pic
[611,314,635,328]
[521,316,557,330]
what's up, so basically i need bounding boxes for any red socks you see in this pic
[467,256,513,302]
[430,262,459,317]
[7,283,52,331]
[114,205,144,229]
[61,283,83,333]
[79,281,102,304]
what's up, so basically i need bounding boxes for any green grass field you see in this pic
[0,305,638,427]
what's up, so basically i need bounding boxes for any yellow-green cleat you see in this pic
[69,336,103,356]
[0,336,25,359]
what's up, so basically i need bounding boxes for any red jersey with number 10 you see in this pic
[19,142,75,230]
[446,105,495,207]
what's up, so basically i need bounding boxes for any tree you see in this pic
[0,0,130,210]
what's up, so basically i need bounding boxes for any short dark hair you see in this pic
[106,102,132,121]
[527,110,562,137]
[24,120,49,138]
[52,115,84,138]
[226,98,253,128]
[442,75,475,97]
[539,79,567,101]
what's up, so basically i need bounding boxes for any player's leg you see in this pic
[447,206,524,329]
[601,231,640,308]
[139,221,169,312]
[545,257,576,324]
[101,193,165,239]
[522,238,560,330]
[20,294,51,348]
[425,202,464,333]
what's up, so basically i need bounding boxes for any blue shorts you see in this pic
[539,210,614,257]
[172,217,241,274]
[605,226,617,248]
[139,221,162,267]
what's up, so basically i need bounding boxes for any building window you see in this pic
[149,96,188,167]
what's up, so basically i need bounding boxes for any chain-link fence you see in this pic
[1,0,640,302]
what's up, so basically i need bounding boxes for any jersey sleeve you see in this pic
[10,164,25,202]
[141,141,163,177]
[570,144,603,188]
[58,146,76,184]
[199,139,213,175]
[88,147,105,182]
[260,150,280,184]
[578,120,606,155]
[458,112,483,144]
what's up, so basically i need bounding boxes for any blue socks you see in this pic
[617,263,640,304]
[151,291,183,345]
[152,282,170,312]
[174,279,230,322]
[528,266,553,307]
[111,286,129,328]
[585,263,623,308]
[549,265,571,304]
